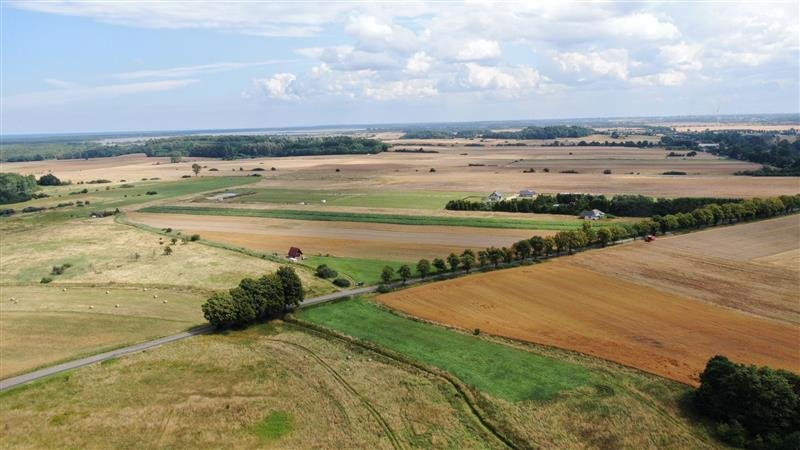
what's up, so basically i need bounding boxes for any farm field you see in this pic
[571,215,800,324]
[212,187,477,209]
[301,256,407,285]
[0,323,499,449]
[4,144,798,198]
[126,211,544,261]
[0,285,204,378]
[378,226,800,385]
[297,298,723,448]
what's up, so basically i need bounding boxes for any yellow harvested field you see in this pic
[379,262,799,386]
[127,212,540,261]
[571,215,800,324]
[4,145,797,198]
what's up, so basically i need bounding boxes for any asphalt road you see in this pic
[0,280,414,392]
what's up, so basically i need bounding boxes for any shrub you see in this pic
[250,173,262,177]
[163,246,173,256]
[560,169,579,174]
[120,184,135,188]
[22,206,45,213]
[315,264,338,279]
[603,169,612,174]
[473,328,481,335]
[0,208,15,216]
[429,168,436,172]
[40,277,53,284]
[251,167,265,171]
[208,168,219,171]
[181,175,191,178]
[145,191,158,195]
[332,278,351,288]
[86,179,111,184]
[0,173,38,204]
[376,284,392,293]
[662,171,687,175]
[189,234,200,241]
[50,264,71,275]
[37,174,63,186]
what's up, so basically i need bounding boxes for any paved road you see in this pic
[0,280,420,392]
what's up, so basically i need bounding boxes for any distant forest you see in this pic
[401,125,595,140]
[2,135,387,162]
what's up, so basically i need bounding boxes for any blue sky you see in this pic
[2,1,798,134]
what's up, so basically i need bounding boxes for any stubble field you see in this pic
[378,217,800,385]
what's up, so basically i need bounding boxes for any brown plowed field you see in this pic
[379,262,799,385]
[571,215,800,324]
[128,212,540,261]
[378,217,800,385]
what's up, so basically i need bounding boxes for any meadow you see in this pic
[301,255,408,285]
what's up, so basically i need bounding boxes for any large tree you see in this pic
[416,259,431,278]
[276,266,304,309]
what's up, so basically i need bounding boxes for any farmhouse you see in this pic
[579,209,606,220]
[518,189,537,198]
[287,246,304,261]
[486,191,504,202]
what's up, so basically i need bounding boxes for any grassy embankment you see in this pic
[297,298,724,448]
[140,205,611,230]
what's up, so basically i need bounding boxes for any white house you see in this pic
[579,209,606,220]
[486,191,504,202]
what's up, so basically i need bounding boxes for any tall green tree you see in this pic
[191,163,202,176]
[460,251,476,273]
[381,265,395,284]
[416,259,431,278]
[0,173,38,204]
[276,266,304,309]
[398,264,412,284]
[447,253,461,272]
[432,258,447,273]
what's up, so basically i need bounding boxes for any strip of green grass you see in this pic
[217,188,477,210]
[301,256,408,285]
[298,298,593,402]
[140,205,600,230]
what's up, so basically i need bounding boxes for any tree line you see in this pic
[446,193,745,217]
[400,125,595,140]
[414,195,800,282]
[4,135,387,162]
[201,266,304,328]
[694,355,799,450]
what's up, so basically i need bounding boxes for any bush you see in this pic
[662,171,687,175]
[181,175,191,178]
[0,173,38,204]
[473,328,481,335]
[37,174,63,186]
[120,184,135,188]
[22,206,45,213]
[189,234,201,241]
[251,167,265,171]
[208,168,219,171]
[40,277,53,284]
[376,284,392,293]
[429,168,436,172]
[332,278,351,288]
[145,191,158,195]
[50,264,71,275]
[86,179,111,184]
[250,173,262,177]
[315,264,338,279]
[603,169,612,174]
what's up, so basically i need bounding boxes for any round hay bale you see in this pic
[89,305,94,309]
[153,294,158,299]
[162,300,168,304]
[105,290,110,294]
[115,304,120,308]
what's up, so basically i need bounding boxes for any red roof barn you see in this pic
[287,247,304,259]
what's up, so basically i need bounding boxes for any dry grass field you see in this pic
[0,323,498,449]
[571,215,800,324]
[4,143,797,198]
[379,262,798,385]
[127,211,546,261]
[0,285,205,378]
[0,216,328,293]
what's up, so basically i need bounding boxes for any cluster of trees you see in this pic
[0,173,38,204]
[4,135,388,162]
[662,131,800,176]
[694,355,799,449]
[201,266,304,328]
[483,125,595,139]
[446,193,744,217]
[430,195,800,278]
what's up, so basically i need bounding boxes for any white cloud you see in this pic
[296,46,398,70]
[453,40,501,61]
[659,42,703,71]
[553,49,633,80]
[405,52,434,75]
[112,61,291,80]
[461,63,544,96]
[3,79,198,108]
[344,14,420,52]
[364,79,438,101]
[43,78,79,88]
[631,70,687,87]
[605,13,680,41]
[249,73,297,100]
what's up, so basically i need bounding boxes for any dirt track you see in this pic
[378,261,799,385]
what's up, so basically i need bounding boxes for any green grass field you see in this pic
[1,177,258,232]
[298,298,593,401]
[140,205,605,230]
[301,256,408,285]
[214,188,478,209]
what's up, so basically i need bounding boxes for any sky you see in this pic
[1,1,798,134]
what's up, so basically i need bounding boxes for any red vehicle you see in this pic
[644,235,656,242]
